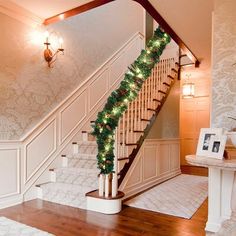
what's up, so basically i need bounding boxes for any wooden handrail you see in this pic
[43,0,200,67]
[43,0,114,25]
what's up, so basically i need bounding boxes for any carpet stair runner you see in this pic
[37,140,99,209]
[36,59,179,209]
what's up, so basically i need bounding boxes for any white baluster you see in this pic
[105,174,110,198]
[98,174,105,197]
[122,113,125,157]
[130,101,134,143]
[112,173,118,198]
[126,104,130,145]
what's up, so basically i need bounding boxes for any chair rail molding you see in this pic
[0,32,144,209]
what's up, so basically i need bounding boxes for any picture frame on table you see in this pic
[196,128,223,157]
[206,135,227,159]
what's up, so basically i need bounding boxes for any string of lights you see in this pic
[92,27,171,174]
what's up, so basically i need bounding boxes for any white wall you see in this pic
[0,0,144,140]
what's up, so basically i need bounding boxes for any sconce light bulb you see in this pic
[59,37,63,49]
[44,30,49,43]
[45,30,49,37]
[59,37,63,44]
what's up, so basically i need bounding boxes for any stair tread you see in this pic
[54,167,99,174]
[68,153,97,159]
[74,141,97,146]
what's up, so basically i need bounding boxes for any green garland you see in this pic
[92,27,171,174]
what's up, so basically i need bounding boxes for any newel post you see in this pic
[98,128,118,198]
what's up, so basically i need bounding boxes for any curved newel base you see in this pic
[86,190,125,214]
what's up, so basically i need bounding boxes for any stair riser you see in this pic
[51,171,98,188]
[38,189,87,209]
[72,143,97,155]
[68,159,97,169]
[82,132,96,142]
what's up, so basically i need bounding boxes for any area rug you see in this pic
[124,174,208,219]
[0,217,54,236]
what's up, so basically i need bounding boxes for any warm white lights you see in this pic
[44,30,49,42]
[182,73,195,98]
[59,37,63,49]
[59,14,65,20]
[182,82,195,98]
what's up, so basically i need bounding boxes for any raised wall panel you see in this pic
[60,91,87,142]
[109,53,125,87]
[159,144,170,174]
[143,146,157,180]
[89,69,109,111]
[170,143,180,171]
[126,38,142,66]
[126,156,142,188]
[121,139,180,199]
[25,120,56,182]
[0,149,19,198]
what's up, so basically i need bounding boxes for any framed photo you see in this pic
[196,128,223,156]
[206,135,227,159]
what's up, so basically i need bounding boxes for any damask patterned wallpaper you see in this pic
[0,1,143,140]
[212,0,236,130]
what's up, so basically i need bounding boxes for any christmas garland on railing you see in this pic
[92,27,171,174]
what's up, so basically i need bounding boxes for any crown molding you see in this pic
[0,0,43,27]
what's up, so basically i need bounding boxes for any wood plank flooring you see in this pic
[0,199,207,236]
[181,165,208,177]
[0,167,208,236]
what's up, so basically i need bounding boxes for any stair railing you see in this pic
[116,57,176,172]
[92,27,174,198]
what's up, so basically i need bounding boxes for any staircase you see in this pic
[37,137,98,209]
[36,55,179,209]
[116,58,178,184]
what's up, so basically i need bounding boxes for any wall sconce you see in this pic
[182,74,195,98]
[44,31,64,67]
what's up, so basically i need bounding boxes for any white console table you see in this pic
[186,155,236,233]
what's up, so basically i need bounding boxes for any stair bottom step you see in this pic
[38,182,96,210]
[39,196,87,209]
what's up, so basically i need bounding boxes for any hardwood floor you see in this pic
[0,198,207,236]
[0,167,208,236]
[181,165,208,177]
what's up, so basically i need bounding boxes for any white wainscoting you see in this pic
[119,139,181,199]
[24,119,57,184]
[0,32,144,209]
